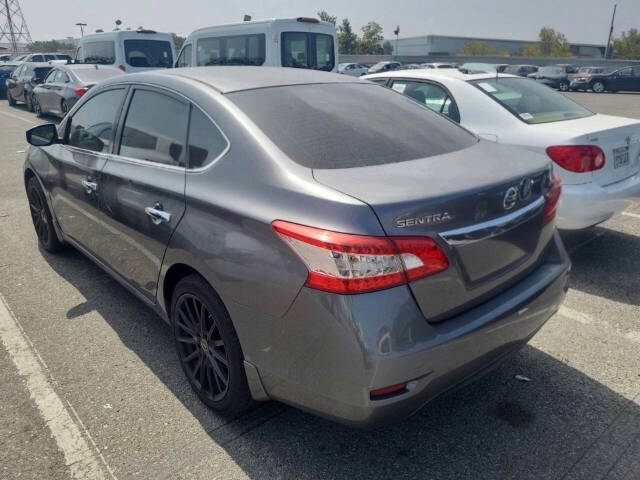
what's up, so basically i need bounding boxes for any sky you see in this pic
[16,0,640,45]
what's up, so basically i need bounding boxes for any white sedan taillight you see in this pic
[272,220,449,294]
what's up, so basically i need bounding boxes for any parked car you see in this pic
[75,29,175,73]
[32,64,124,117]
[364,69,640,230]
[0,62,19,98]
[503,64,538,77]
[421,62,456,69]
[338,62,369,76]
[175,17,337,72]
[401,63,423,70]
[459,62,496,74]
[12,54,27,63]
[494,64,509,73]
[367,61,402,74]
[5,62,52,110]
[21,53,71,63]
[22,66,568,428]
[0,54,13,62]
[568,66,607,90]
[571,65,640,93]
[534,65,576,91]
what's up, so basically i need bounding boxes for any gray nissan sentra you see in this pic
[23,67,570,428]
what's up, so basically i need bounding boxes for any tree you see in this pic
[317,10,336,25]
[172,33,186,52]
[461,41,496,56]
[382,41,393,55]
[521,44,542,57]
[612,29,640,59]
[337,18,358,54]
[357,21,384,54]
[538,27,571,57]
[26,40,74,53]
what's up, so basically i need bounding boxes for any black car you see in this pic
[534,64,577,91]
[571,65,640,93]
[0,63,19,98]
[503,64,538,77]
[6,62,53,111]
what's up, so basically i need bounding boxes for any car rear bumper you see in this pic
[557,174,640,229]
[237,231,570,428]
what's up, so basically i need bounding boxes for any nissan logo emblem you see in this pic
[503,186,518,210]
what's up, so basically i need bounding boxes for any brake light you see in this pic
[370,382,407,400]
[546,145,605,172]
[118,64,126,72]
[296,17,320,23]
[272,220,449,294]
[74,86,89,97]
[543,175,562,225]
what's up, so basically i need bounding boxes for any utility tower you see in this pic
[0,0,32,55]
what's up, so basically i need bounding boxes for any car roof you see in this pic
[140,66,366,93]
[365,69,518,83]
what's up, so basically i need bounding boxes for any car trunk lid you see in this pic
[313,141,555,322]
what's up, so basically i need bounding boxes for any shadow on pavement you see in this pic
[41,246,640,480]
[560,226,640,306]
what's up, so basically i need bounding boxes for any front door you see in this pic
[48,87,129,261]
[97,87,188,301]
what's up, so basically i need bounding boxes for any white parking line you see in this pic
[0,293,114,480]
[621,211,640,219]
[0,109,36,125]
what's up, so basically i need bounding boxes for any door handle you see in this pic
[145,203,172,225]
[81,180,98,194]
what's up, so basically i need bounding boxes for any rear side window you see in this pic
[228,83,476,169]
[175,44,192,67]
[124,40,173,68]
[33,68,52,81]
[31,55,44,62]
[390,80,460,122]
[83,41,116,65]
[187,107,228,169]
[281,32,335,71]
[196,34,265,66]
[119,89,189,166]
[68,88,127,153]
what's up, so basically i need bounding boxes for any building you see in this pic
[385,34,605,58]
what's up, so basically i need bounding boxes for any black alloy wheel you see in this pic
[33,95,42,117]
[558,81,569,92]
[26,177,64,252]
[25,92,33,111]
[171,274,252,415]
[61,99,68,116]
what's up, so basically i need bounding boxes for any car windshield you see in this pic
[539,66,564,75]
[471,77,593,124]
[123,39,173,68]
[34,67,52,80]
[227,83,476,169]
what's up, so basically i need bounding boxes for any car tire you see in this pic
[33,96,43,117]
[7,92,16,106]
[61,99,68,117]
[25,92,34,112]
[26,176,65,252]
[171,274,253,416]
[591,81,605,93]
[558,81,569,92]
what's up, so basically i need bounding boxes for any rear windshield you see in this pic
[74,68,122,83]
[124,39,173,68]
[281,32,334,71]
[471,77,593,124]
[56,54,72,61]
[84,41,116,65]
[227,83,476,169]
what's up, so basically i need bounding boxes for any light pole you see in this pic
[393,25,400,60]
[75,22,86,37]
[604,4,617,59]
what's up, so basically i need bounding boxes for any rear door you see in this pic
[49,70,70,114]
[38,69,58,111]
[97,86,188,301]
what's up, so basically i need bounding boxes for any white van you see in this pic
[176,17,337,72]
[75,29,175,73]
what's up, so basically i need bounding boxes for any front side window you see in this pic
[281,32,335,71]
[83,41,116,65]
[618,67,632,77]
[119,89,188,167]
[33,67,52,82]
[68,88,126,153]
[471,77,593,124]
[175,44,192,68]
[44,54,56,61]
[390,80,460,122]
[124,40,173,68]
[228,83,476,169]
[196,34,265,66]
[43,69,58,83]
[187,107,228,169]
[31,55,44,62]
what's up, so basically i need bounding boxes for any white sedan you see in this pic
[363,69,640,230]
[338,63,369,77]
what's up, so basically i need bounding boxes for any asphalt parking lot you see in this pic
[1,91,639,480]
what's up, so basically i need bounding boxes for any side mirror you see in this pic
[26,124,59,147]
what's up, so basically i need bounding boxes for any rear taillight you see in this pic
[370,382,407,400]
[272,220,449,294]
[543,175,562,225]
[118,64,126,72]
[546,145,605,173]
[74,86,89,97]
